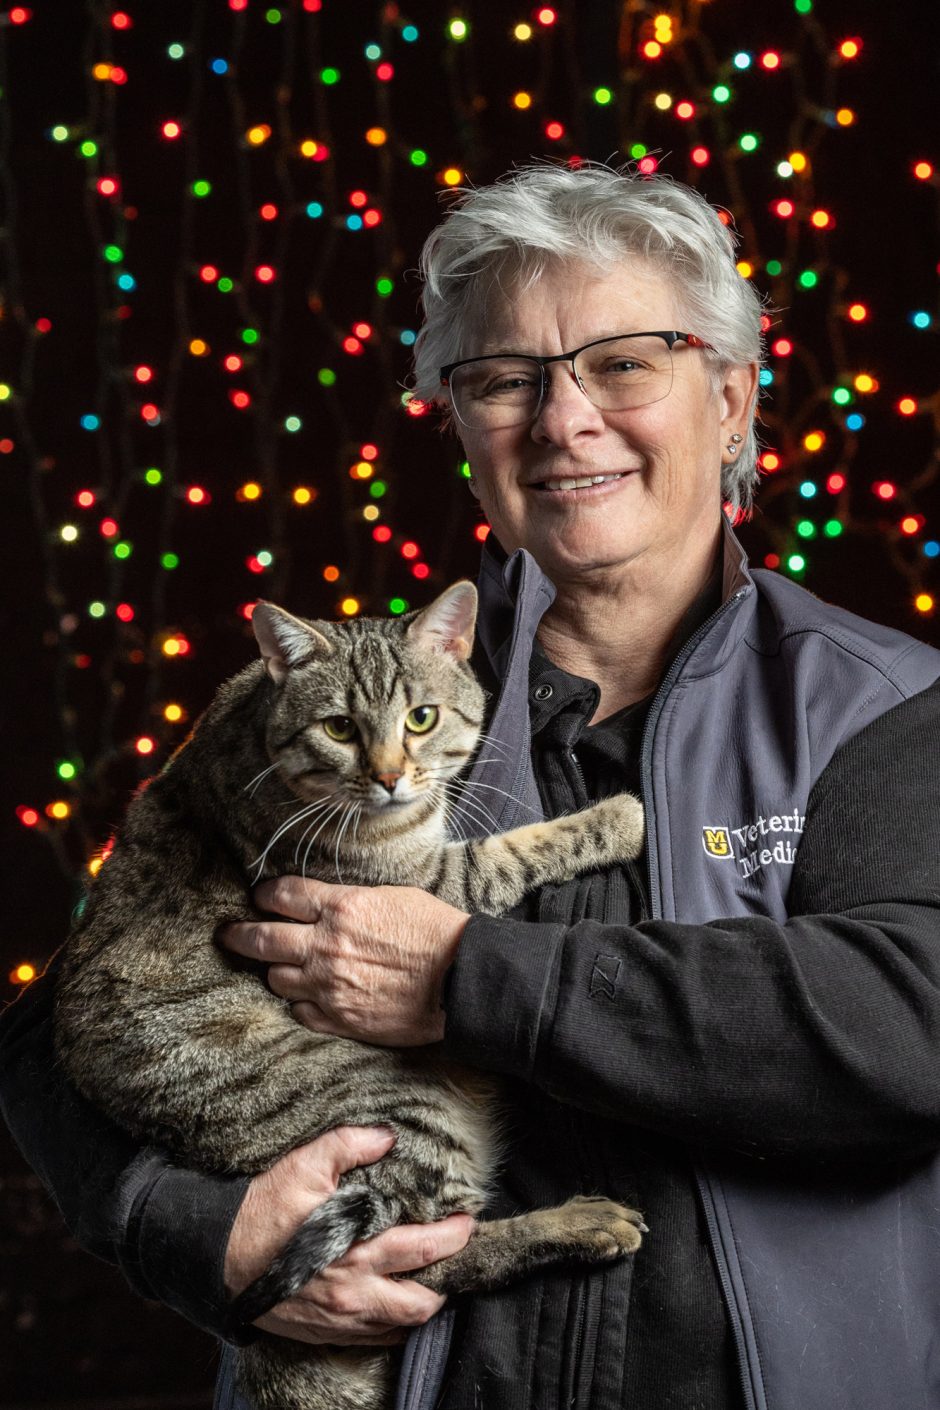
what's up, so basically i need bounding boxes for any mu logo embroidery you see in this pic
[702,809,806,879]
[702,826,733,858]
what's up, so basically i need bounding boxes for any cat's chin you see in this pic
[357,793,439,828]
[362,796,421,817]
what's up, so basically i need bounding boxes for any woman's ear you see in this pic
[719,363,760,443]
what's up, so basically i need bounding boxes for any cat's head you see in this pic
[250,581,485,828]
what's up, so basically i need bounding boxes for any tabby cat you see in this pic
[55,581,647,1410]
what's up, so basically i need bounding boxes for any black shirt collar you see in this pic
[527,553,724,745]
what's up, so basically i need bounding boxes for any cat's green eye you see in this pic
[323,716,357,743]
[405,705,439,735]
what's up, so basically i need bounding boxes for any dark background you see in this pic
[1,0,938,1403]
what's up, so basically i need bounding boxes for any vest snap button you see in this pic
[533,683,553,701]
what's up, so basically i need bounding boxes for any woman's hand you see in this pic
[224,1126,474,1344]
[220,878,470,1046]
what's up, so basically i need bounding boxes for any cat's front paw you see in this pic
[586,792,645,865]
[549,1194,647,1260]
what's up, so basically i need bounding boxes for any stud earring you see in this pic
[726,433,743,454]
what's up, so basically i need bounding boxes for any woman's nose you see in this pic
[530,364,607,443]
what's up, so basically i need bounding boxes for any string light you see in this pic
[6,0,936,1003]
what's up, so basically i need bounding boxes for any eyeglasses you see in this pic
[440,330,714,432]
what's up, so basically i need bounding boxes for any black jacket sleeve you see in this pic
[0,951,250,1340]
[442,682,940,1161]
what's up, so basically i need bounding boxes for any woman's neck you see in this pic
[534,534,723,721]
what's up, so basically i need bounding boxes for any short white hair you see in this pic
[413,161,766,514]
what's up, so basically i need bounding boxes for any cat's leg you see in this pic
[439,792,646,912]
[402,1195,646,1297]
[238,1337,394,1410]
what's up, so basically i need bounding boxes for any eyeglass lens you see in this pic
[449,334,676,429]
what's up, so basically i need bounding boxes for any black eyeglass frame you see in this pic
[439,330,716,422]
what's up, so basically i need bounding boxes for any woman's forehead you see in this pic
[471,256,678,353]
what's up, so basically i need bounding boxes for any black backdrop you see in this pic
[2,1,938,1403]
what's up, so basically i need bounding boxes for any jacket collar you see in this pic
[467,517,755,832]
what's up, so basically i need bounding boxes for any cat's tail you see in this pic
[226,1182,397,1331]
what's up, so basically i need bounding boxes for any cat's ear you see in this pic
[406,580,478,662]
[251,602,332,684]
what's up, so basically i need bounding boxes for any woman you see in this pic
[5,164,940,1410]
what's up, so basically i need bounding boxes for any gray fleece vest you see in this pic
[218,523,940,1410]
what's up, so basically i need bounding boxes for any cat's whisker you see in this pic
[446,794,513,838]
[437,776,510,816]
[453,777,539,813]
[243,761,281,797]
[292,797,347,864]
[332,801,358,883]
[438,785,504,836]
[423,756,505,775]
[473,730,514,760]
[443,798,495,839]
[444,804,469,843]
[249,800,328,879]
[300,800,347,880]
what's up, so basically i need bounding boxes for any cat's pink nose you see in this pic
[374,771,403,795]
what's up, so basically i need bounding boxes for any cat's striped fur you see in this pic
[55,582,646,1410]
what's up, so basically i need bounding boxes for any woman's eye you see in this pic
[487,375,537,395]
[323,716,357,742]
[405,705,439,734]
[603,359,642,375]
